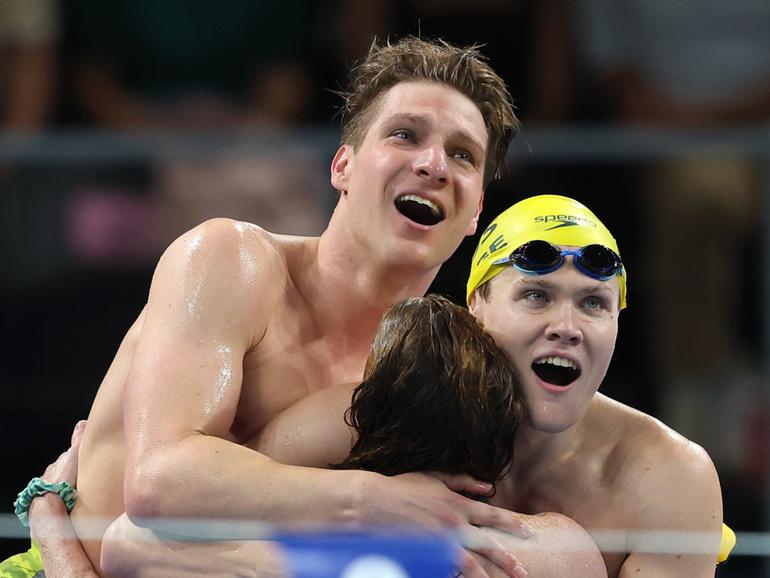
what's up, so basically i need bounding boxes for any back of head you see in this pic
[336,294,524,484]
[339,36,518,185]
[466,194,627,308]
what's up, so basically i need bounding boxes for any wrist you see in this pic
[29,492,69,515]
[14,477,77,527]
[28,493,73,542]
[342,470,382,528]
[342,470,387,528]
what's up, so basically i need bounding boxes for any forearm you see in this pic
[126,434,369,535]
[102,515,285,578]
[30,494,100,578]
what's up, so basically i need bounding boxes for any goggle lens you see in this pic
[513,240,562,272]
[495,241,623,281]
[577,244,621,279]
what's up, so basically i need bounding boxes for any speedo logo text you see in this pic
[535,215,597,229]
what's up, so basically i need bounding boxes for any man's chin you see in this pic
[525,410,579,434]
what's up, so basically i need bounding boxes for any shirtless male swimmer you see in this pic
[8,36,534,578]
[465,194,729,577]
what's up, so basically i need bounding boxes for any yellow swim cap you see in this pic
[718,523,736,564]
[467,194,627,309]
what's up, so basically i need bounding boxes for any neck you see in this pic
[295,224,441,343]
[513,416,587,475]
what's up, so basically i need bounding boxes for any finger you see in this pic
[41,448,72,483]
[458,530,527,578]
[434,473,493,497]
[468,504,534,539]
[460,550,489,578]
[71,420,87,447]
[473,548,526,578]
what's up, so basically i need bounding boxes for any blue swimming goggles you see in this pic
[492,240,624,281]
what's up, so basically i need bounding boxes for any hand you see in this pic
[430,472,534,538]
[462,550,528,578]
[363,472,532,578]
[39,420,86,486]
[458,527,528,578]
[29,420,86,540]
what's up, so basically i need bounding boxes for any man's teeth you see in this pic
[398,194,441,217]
[535,356,577,370]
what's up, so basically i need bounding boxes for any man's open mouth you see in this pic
[532,356,581,387]
[395,194,444,226]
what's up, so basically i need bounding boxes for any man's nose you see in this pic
[545,302,583,346]
[413,143,448,186]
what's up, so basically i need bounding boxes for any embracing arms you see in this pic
[121,219,529,536]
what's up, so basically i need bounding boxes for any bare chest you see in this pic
[230,314,369,441]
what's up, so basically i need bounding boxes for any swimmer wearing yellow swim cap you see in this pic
[466,194,627,309]
[467,194,736,573]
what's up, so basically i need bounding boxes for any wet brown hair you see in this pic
[339,37,518,186]
[334,294,524,484]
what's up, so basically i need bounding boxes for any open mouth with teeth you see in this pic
[395,194,444,226]
[532,356,581,387]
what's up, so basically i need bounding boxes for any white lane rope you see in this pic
[0,514,767,557]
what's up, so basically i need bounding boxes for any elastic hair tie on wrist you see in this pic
[13,477,78,527]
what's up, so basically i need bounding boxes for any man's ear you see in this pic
[468,291,479,314]
[330,144,353,194]
[465,191,484,236]
[468,291,483,319]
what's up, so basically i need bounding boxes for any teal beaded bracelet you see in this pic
[13,477,78,527]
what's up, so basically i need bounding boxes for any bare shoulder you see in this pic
[153,219,304,325]
[529,511,607,558]
[162,218,289,282]
[596,395,718,488]
[486,513,607,578]
[593,395,722,535]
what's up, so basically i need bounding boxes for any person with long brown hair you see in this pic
[334,294,523,484]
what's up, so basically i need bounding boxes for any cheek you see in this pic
[488,327,530,372]
[459,177,484,207]
[590,323,618,375]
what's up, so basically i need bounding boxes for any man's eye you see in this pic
[583,296,606,311]
[453,150,474,164]
[524,290,547,303]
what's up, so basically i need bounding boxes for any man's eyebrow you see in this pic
[515,278,556,291]
[380,113,485,155]
[381,112,425,127]
[576,284,619,301]
[515,278,617,295]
